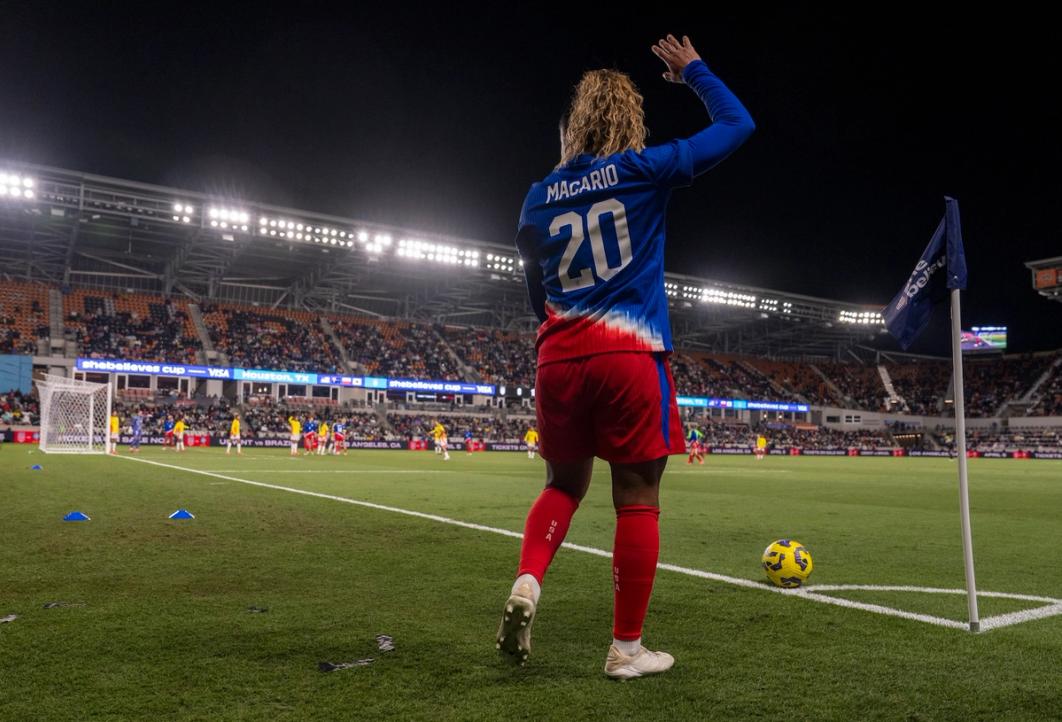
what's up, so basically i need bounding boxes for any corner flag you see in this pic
[882,196,979,633]
[882,197,967,349]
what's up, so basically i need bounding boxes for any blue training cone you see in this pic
[168,509,195,520]
[63,511,90,522]
[31,465,42,470]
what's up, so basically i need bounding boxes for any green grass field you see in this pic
[3,448,1061,721]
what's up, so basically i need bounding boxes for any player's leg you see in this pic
[442,440,450,461]
[498,457,592,664]
[603,457,674,678]
[226,436,231,454]
[236,436,242,455]
[498,358,593,664]
[594,352,683,679]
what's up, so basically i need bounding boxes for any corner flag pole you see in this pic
[882,196,979,633]
[949,287,979,632]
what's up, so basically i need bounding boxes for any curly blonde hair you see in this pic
[558,69,647,167]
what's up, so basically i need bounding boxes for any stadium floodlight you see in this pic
[486,253,517,272]
[838,310,883,325]
[172,202,195,223]
[208,206,250,232]
[0,171,37,201]
[257,215,353,245]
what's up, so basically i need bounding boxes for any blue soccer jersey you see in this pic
[516,60,754,365]
[163,419,175,433]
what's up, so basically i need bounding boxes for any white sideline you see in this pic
[116,455,1062,633]
[201,469,457,474]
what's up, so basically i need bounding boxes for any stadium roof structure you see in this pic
[0,162,890,357]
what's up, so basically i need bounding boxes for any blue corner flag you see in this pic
[63,511,91,522]
[882,197,968,349]
[168,509,195,520]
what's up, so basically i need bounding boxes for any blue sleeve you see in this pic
[634,59,755,188]
[516,190,548,323]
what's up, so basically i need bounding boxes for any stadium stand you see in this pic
[1,389,37,425]
[819,362,887,411]
[442,327,536,388]
[387,413,534,443]
[111,399,383,439]
[64,289,200,363]
[0,281,49,354]
[330,317,460,380]
[675,352,786,400]
[1028,364,1061,416]
[886,360,950,415]
[963,355,1056,417]
[201,303,341,373]
[682,421,895,450]
[967,427,1062,454]
[742,357,839,406]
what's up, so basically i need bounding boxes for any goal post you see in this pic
[36,374,113,454]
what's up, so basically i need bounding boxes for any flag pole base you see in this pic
[969,621,980,633]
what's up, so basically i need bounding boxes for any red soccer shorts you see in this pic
[535,351,685,464]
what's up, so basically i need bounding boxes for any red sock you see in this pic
[612,505,660,641]
[517,487,579,583]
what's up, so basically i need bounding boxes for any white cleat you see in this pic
[603,644,675,680]
[496,584,536,665]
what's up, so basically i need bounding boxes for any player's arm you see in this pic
[516,223,547,323]
[652,34,755,176]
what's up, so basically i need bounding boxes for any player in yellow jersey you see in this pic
[109,411,120,454]
[317,421,330,456]
[524,427,539,460]
[432,420,450,461]
[174,417,187,453]
[755,434,767,461]
[288,416,301,457]
[226,413,242,455]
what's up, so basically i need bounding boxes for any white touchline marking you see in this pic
[200,470,456,474]
[115,456,1062,633]
[667,469,792,475]
[806,584,1061,604]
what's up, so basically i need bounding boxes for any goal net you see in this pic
[36,374,112,454]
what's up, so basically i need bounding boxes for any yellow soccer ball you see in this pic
[762,539,813,588]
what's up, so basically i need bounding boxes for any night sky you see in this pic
[2,5,1059,353]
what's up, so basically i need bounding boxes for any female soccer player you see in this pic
[497,34,754,678]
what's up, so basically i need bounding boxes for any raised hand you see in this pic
[651,34,702,84]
